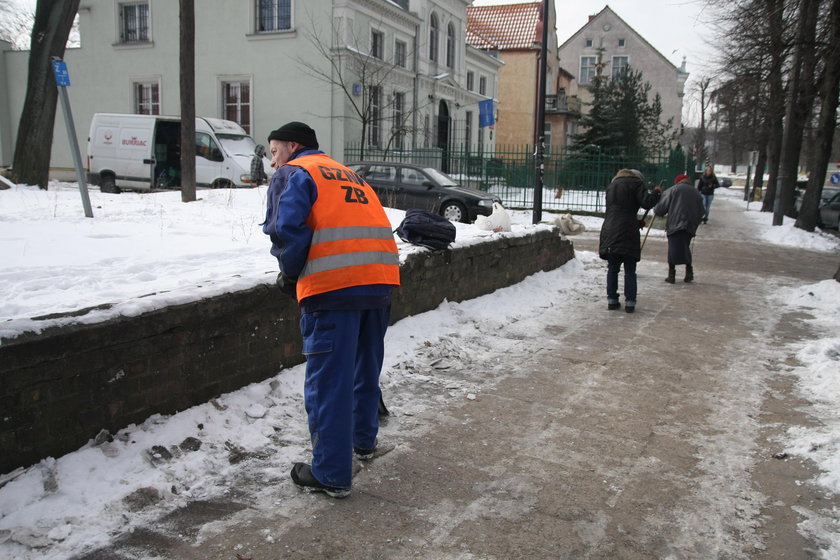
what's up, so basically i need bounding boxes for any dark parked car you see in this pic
[346,161,501,223]
[818,191,840,230]
[718,176,732,188]
[795,184,840,215]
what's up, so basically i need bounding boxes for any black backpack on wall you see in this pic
[395,208,456,250]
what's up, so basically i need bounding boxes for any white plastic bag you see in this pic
[554,213,586,236]
[475,202,512,232]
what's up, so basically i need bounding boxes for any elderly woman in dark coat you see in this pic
[599,169,662,313]
[654,173,705,283]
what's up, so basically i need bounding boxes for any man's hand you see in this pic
[276,272,297,296]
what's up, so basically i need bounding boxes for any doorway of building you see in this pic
[437,100,450,173]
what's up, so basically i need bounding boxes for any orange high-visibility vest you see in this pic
[284,154,400,301]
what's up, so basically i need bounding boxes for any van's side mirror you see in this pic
[210,148,223,162]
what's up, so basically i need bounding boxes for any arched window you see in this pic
[446,23,455,68]
[429,13,439,62]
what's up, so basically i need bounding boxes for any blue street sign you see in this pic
[831,173,840,185]
[478,99,494,127]
[52,60,70,87]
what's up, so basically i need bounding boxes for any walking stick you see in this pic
[639,181,663,253]
[640,214,655,252]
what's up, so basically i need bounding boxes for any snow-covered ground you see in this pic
[0,182,838,559]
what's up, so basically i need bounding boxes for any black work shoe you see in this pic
[290,463,350,498]
[354,446,376,461]
[625,306,635,313]
[607,302,621,310]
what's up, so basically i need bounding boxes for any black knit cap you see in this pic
[267,121,319,149]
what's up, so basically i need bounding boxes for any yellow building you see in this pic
[467,1,580,153]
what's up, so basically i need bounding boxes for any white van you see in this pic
[87,113,272,192]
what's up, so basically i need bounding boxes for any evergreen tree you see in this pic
[571,67,675,158]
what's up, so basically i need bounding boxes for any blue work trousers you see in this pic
[300,307,390,489]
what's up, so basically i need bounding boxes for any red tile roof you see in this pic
[467,2,542,50]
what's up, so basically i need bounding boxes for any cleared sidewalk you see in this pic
[78,194,840,560]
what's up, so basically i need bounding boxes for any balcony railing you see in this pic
[546,93,581,115]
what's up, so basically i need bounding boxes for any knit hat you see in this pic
[267,121,319,149]
[674,173,689,184]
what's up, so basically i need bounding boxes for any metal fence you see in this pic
[345,142,694,214]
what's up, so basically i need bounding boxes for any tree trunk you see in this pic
[179,0,196,202]
[796,0,840,232]
[762,0,786,212]
[774,0,819,225]
[753,147,767,198]
[11,0,80,189]
[835,260,840,282]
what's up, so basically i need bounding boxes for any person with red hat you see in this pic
[653,174,705,283]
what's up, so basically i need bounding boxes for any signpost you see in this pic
[52,57,93,218]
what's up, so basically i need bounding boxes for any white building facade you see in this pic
[0,0,501,172]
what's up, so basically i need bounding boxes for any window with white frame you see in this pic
[580,56,597,84]
[618,38,626,47]
[479,75,487,95]
[611,56,629,79]
[133,80,160,115]
[222,81,251,134]
[256,0,291,33]
[584,38,592,47]
[119,2,149,43]
[393,92,405,150]
[429,13,439,62]
[446,23,455,68]
[368,86,382,147]
[371,29,384,59]
[395,39,407,68]
[466,71,474,91]
[543,122,552,154]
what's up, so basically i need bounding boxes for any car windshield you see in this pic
[216,134,257,156]
[421,167,458,187]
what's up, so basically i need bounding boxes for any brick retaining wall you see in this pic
[0,230,574,474]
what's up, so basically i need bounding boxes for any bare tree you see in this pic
[773,0,820,224]
[179,0,196,202]
[796,0,840,231]
[10,0,80,188]
[294,12,429,160]
[688,77,713,166]
[760,0,788,213]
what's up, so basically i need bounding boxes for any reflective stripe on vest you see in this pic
[283,154,400,300]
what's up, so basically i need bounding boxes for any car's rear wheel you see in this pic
[440,201,467,223]
[100,173,121,194]
[211,179,234,189]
